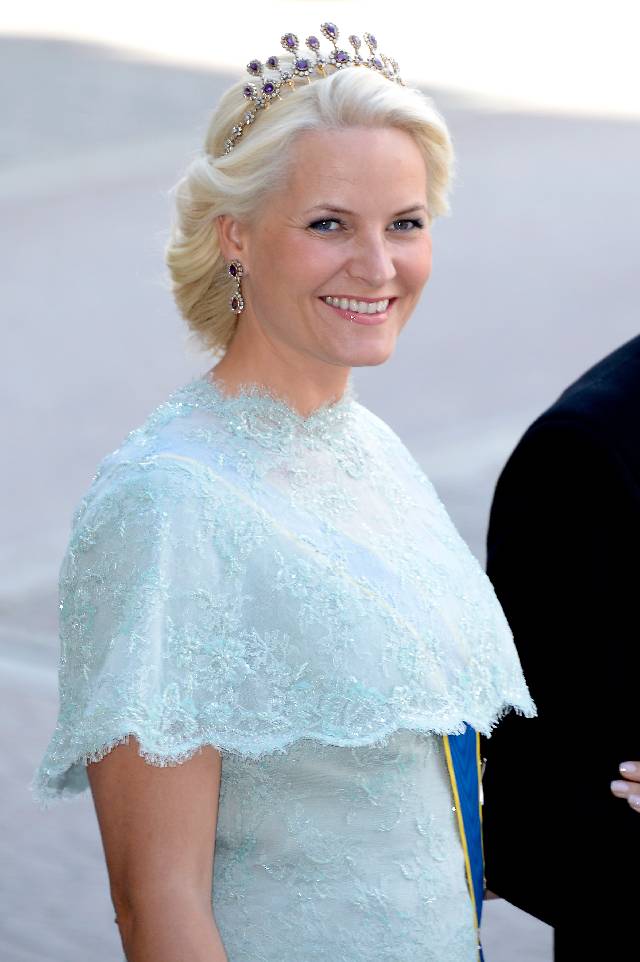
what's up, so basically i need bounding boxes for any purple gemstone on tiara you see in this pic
[247,59,262,75]
[372,57,383,70]
[306,35,320,51]
[367,34,378,50]
[243,84,256,99]
[262,81,276,95]
[335,50,349,64]
[266,55,279,70]
[294,57,310,71]
[349,35,361,49]
[322,22,338,40]
[281,32,298,50]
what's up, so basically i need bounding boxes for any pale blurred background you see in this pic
[2,1,639,959]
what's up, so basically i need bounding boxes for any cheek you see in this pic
[248,232,295,302]
[401,244,432,295]
[257,231,339,295]
[291,235,344,282]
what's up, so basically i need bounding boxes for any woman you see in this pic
[33,22,535,962]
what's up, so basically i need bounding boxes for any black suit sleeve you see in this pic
[481,413,640,930]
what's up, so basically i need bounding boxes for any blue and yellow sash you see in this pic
[443,725,485,962]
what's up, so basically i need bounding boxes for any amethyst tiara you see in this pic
[222,22,403,155]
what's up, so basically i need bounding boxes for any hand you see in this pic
[610,762,640,813]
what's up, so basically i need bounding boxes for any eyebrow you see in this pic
[304,203,428,217]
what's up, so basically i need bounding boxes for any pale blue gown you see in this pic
[33,375,535,961]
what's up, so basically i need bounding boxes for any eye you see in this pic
[308,218,342,232]
[390,218,425,232]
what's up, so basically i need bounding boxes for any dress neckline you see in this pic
[182,371,357,448]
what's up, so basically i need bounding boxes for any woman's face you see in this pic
[231,125,432,372]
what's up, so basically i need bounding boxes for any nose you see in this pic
[346,231,396,289]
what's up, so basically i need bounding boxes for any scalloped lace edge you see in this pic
[31,702,533,808]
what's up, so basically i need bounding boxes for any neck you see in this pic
[210,320,351,418]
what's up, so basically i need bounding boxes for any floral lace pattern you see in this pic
[213,732,480,961]
[33,374,535,960]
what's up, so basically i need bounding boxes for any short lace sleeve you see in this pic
[32,455,244,804]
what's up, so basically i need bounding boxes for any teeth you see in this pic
[323,296,390,314]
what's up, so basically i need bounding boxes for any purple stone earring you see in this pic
[228,260,245,314]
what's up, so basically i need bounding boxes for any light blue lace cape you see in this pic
[34,374,534,803]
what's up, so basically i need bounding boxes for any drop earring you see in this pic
[228,260,245,314]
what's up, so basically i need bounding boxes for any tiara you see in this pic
[223,22,403,154]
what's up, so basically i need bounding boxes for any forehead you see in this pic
[281,126,428,208]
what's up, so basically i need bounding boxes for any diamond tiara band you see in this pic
[223,22,403,154]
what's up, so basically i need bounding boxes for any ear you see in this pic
[216,215,248,266]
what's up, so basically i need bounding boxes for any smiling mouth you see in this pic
[321,296,391,315]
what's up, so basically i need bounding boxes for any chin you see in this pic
[340,344,397,368]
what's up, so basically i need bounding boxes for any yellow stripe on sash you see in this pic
[442,732,483,962]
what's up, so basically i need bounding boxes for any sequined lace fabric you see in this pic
[33,374,535,961]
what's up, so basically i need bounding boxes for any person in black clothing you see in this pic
[481,334,640,958]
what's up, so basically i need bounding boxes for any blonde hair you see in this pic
[165,65,455,356]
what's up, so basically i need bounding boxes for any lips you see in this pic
[321,295,392,315]
[320,295,394,326]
